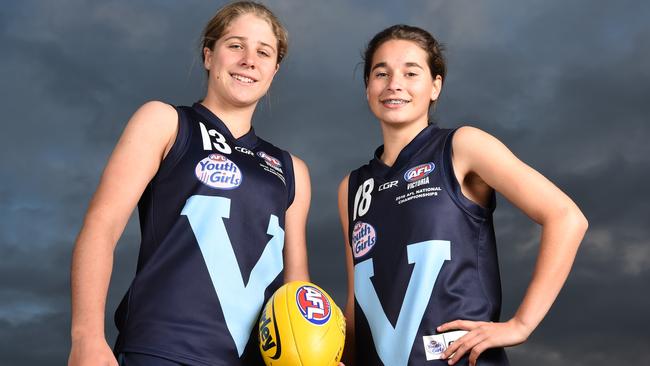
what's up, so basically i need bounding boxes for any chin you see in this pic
[381,119,414,127]
[375,112,416,126]
[231,99,260,108]
[229,92,264,107]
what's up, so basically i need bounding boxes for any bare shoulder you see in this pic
[289,154,309,174]
[337,174,350,211]
[121,101,178,158]
[138,100,176,114]
[452,126,500,148]
[337,174,350,226]
[338,174,350,198]
[288,154,311,205]
[130,100,177,129]
[451,126,509,162]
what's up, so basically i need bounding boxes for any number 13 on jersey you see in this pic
[199,121,231,154]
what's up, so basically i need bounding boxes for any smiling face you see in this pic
[203,13,279,109]
[366,39,442,127]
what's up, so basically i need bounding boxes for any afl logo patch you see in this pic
[296,286,331,326]
[352,221,376,258]
[195,154,242,189]
[257,151,282,171]
[404,162,435,182]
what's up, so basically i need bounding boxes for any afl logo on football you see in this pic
[257,151,282,171]
[352,221,376,258]
[404,162,435,182]
[295,286,331,326]
[195,154,242,189]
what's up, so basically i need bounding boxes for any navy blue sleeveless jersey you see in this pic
[347,124,509,366]
[114,103,295,366]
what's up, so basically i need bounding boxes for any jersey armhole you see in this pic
[155,105,191,181]
[346,169,359,249]
[282,150,296,209]
[441,127,496,221]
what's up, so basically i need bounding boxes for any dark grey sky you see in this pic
[1,0,649,364]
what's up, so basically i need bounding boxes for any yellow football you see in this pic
[258,281,345,366]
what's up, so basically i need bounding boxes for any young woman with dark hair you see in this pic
[339,25,587,366]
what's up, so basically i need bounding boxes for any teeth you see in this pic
[232,74,255,83]
[384,99,408,104]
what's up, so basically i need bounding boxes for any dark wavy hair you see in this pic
[363,25,446,109]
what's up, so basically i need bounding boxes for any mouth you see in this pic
[380,98,411,108]
[230,73,257,84]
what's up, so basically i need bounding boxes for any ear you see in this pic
[430,75,443,102]
[273,62,280,76]
[203,47,213,71]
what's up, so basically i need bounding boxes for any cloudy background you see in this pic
[1,0,649,364]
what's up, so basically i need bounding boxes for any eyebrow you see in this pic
[371,61,425,71]
[405,62,424,69]
[223,36,276,52]
[371,62,387,71]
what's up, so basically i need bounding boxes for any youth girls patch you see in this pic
[296,286,331,325]
[195,153,242,189]
[404,162,435,182]
[257,151,283,172]
[352,221,376,258]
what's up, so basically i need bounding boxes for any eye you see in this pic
[406,72,418,77]
[228,43,243,50]
[374,71,389,78]
[258,49,271,57]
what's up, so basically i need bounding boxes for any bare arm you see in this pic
[338,175,356,366]
[439,126,588,365]
[68,101,178,366]
[282,155,311,283]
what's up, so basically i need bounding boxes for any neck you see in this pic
[201,91,257,139]
[379,117,429,167]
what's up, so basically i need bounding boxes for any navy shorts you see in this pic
[118,353,186,366]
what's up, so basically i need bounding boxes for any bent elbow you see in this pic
[568,206,589,243]
[579,212,589,232]
[567,201,588,230]
[550,203,588,238]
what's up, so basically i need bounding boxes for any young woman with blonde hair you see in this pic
[69,2,311,365]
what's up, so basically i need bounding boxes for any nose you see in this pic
[239,48,256,70]
[387,74,403,92]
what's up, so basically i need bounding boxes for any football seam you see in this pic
[287,282,306,366]
[270,296,282,360]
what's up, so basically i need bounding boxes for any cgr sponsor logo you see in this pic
[404,162,435,182]
[296,286,331,326]
[378,180,398,191]
[195,154,242,189]
[352,221,376,258]
[235,146,254,156]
